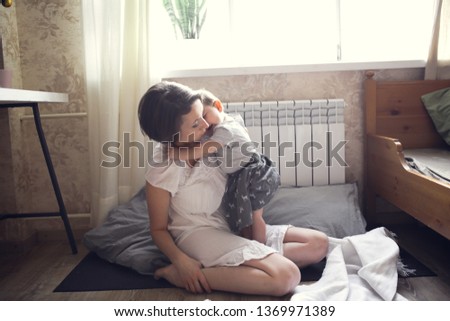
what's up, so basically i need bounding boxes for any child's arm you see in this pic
[169,140,223,161]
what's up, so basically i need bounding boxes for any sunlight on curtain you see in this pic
[426,0,450,79]
[82,0,156,226]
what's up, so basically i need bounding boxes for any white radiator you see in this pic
[223,99,346,187]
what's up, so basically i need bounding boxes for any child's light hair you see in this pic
[198,89,223,112]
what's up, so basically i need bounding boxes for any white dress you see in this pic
[145,143,289,268]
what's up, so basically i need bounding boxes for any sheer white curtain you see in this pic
[425,0,450,79]
[82,0,156,226]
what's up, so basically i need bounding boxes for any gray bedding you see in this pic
[404,148,450,183]
[83,183,367,275]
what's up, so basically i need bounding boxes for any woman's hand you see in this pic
[174,255,211,293]
[168,145,197,162]
[239,225,253,240]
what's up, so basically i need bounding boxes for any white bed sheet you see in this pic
[291,227,407,301]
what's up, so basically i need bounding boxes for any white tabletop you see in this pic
[0,88,68,104]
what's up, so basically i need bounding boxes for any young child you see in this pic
[170,89,280,244]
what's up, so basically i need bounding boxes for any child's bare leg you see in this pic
[252,208,266,244]
[282,227,328,268]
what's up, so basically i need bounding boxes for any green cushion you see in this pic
[421,87,450,146]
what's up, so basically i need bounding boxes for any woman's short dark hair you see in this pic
[138,81,201,143]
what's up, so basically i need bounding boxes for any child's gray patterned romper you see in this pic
[210,114,280,233]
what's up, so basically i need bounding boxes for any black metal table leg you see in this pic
[32,104,78,254]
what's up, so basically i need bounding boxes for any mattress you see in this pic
[404,148,450,183]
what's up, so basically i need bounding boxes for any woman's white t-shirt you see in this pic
[145,143,286,267]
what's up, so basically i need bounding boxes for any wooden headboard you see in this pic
[365,75,450,149]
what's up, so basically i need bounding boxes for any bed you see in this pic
[364,74,450,240]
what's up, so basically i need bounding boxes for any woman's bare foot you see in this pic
[154,264,184,288]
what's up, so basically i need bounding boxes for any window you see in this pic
[339,0,436,62]
[150,0,437,74]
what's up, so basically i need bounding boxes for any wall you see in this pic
[0,1,90,247]
[0,0,22,219]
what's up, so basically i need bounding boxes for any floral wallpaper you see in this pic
[0,0,89,243]
[0,1,424,245]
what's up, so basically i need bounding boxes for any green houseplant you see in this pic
[162,0,208,39]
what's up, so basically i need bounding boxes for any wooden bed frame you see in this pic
[364,74,450,240]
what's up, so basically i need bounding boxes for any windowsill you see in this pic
[162,59,426,79]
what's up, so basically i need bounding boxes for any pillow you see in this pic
[83,188,170,275]
[421,87,450,146]
[83,183,366,275]
[263,183,366,239]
